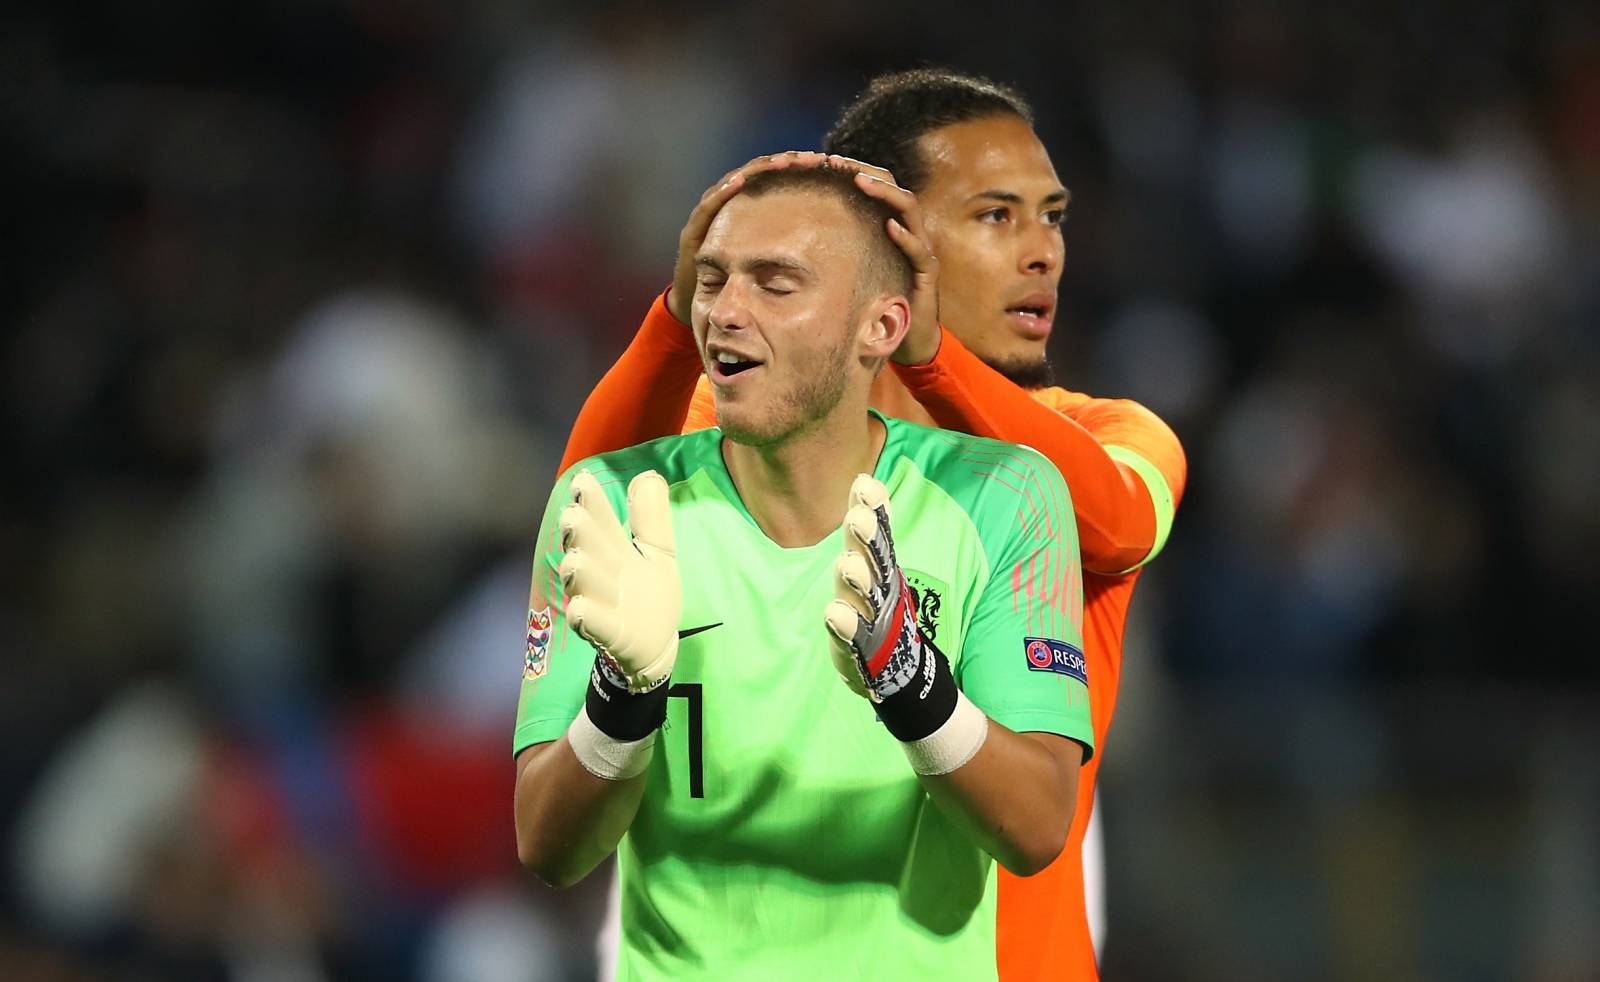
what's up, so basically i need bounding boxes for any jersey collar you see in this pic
[706,409,903,549]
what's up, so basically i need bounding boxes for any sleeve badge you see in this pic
[524,606,553,680]
[1024,637,1088,685]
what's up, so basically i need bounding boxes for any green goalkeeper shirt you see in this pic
[514,411,1093,981]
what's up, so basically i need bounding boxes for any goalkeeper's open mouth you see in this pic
[707,344,765,385]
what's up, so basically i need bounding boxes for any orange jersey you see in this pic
[562,294,1186,982]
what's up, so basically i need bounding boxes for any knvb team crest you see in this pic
[903,572,946,642]
[525,606,552,680]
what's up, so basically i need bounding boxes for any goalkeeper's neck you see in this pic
[721,404,886,549]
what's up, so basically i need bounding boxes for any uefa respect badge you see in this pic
[1023,637,1087,685]
[525,606,553,680]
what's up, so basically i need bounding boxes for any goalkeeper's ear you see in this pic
[857,293,910,362]
[626,471,675,555]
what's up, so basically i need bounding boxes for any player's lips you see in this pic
[1004,292,1055,340]
[706,343,765,386]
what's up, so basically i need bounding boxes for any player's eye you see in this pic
[762,285,793,296]
[698,277,725,292]
[977,208,1010,225]
[1043,208,1067,227]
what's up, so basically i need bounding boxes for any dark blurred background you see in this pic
[3,0,1598,979]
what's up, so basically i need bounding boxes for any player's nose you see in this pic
[1019,219,1062,277]
[706,278,753,334]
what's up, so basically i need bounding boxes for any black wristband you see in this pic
[874,637,959,743]
[585,655,669,741]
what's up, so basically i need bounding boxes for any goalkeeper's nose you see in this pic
[704,279,756,338]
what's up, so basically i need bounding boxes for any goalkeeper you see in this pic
[512,164,1092,981]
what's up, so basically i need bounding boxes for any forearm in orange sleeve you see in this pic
[558,289,704,474]
[891,328,1157,574]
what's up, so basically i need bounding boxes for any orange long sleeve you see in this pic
[892,328,1177,575]
[558,290,704,474]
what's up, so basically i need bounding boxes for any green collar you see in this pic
[705,408,901,549]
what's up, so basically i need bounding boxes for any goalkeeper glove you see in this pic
[824,474,987,773]
[558,469,681,769]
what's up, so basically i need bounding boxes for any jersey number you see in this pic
[667,683,704,798]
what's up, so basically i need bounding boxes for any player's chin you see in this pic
[984,344,1055,390]
[716,408,779,448]
[970,321,1047,362]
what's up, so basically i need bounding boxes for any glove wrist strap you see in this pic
[568,704,655,780]
[585,654,669,742]
[872,632,960,743]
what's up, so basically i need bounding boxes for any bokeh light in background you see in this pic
[3,0,1597,979]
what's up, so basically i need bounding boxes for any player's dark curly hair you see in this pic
[823,69,1035,192]
[740,164,914,299]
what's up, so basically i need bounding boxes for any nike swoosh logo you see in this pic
[677,622,723,640]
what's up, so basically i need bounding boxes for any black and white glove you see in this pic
[824,475,987,773]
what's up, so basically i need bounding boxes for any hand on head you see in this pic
[668,152,829,324]
[669,152,940,370]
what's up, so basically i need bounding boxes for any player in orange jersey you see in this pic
[561,70,1185,982]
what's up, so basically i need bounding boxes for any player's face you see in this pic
[915,115,1068,386]
[690,190,869,447]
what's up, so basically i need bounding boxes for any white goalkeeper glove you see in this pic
[824,474,987,773]
[558,469,681,760]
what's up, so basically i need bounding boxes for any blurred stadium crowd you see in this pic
[3,0,1597,979]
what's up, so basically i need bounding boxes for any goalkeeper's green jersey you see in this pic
[514,411,1093,981]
